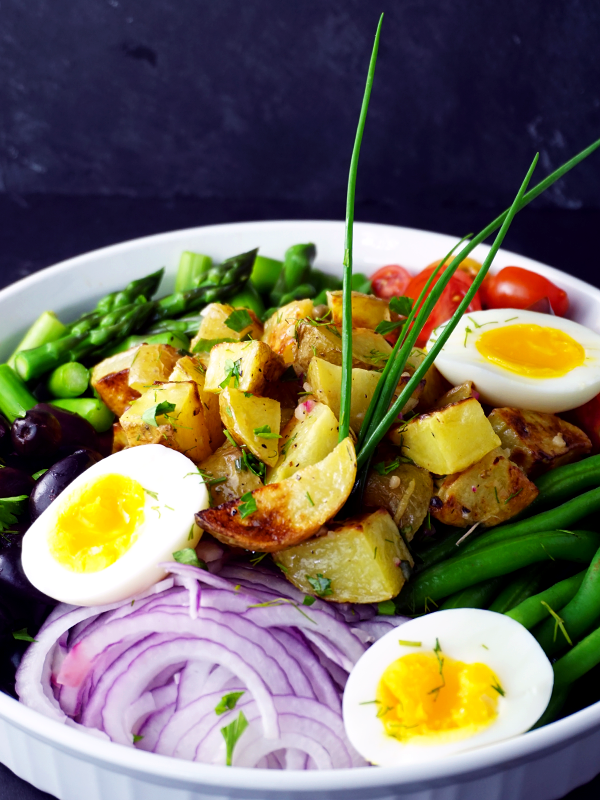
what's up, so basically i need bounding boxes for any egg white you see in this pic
[342,608,553,766]
[427,309,600,413]
[22,445,209,606]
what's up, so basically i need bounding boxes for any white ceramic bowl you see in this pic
[1,220,600,800]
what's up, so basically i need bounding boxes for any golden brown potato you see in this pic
[295,324,393,374]
[120,381,212,462]
[364,462,433,541]
[400,398,501,474]
[266,402,339,483]
[204,340,285,394]
[196,437,357,552]
[127,344,181,393]
[275,509,413,603]
[91,347,141,416]
[488,408,592,477]
[432,381,477,410]
[306,357,380,432]
[326,290,390,330]
[198,442,263,505]
[111,421,128,453]
[169,355,224,450]
[430,447,538,528]
[219,387,281,467]
[406,348,451,410]
[262,299,314,365]
[191,302,263,346]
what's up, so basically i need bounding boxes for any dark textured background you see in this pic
[1,1,600,797]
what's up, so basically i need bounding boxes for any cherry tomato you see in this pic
[426,256,483,281]
[481,266,569,316]
[405,266,482,347]
[567,394,600,453]
[371,264,411,299]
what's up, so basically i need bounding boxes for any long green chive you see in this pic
[339,14,383,443]
[357,152,540,469]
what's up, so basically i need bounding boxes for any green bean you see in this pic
[529,454,600,515]
[531,685,570,730]
[440,576,505,610]
[0,364,37,422]
[50,398,115,433]
[535,546,600,657]
[488,564,549,614]
[506,571,586,629]
[7,311,67,370]
[47,362,90,398]
[553,623,600,690]
[397,530,600,613]
[414,529,469,572]
[459,487,600,555]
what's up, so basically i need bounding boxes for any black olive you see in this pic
[11,408,62,459]
[29,448,102,521]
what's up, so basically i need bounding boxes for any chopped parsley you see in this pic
[215,691,245,716]
[219,358,243,390]
[141,401,176,427]
[236,449,266,480]
[172,548,207,570]
[132,734,144,744]
[224,309,253,333]
[252,425,281,439]
[192,337,238,353]
[238,492,257,519]
[303,595,316,606]
[377,600,396,616]
[0,495,28,537]
[31,469,48,480]
[13,628,36,643]
[221,711,249,766]
[306,573,332,597]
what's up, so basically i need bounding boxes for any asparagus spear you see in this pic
[15,249,257,381]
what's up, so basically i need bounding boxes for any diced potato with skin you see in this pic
[306,358,379,432]
[169,355,225,450]
[120,381,212,463]
[111,421,128,453]
[192,302,263,346]
[266,402,339,483]
[196,437,357,552]
[219,387,281,467]
[91,347,141,416]
[326,290,390,330]
[263,299,314,365]
[432,381,477,411]
[488,407,592,477]
[400,398,502,475]
[127,344,181,394]
[407,348,451,411]
[198,442,263,505]
[430,447,539,528]
[204,340,285,395]
[275,509,414,603]
[364,462,433,541]
[295,324,393,374]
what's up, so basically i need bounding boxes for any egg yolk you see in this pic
[376,650,501,745]
[476,324,585,379]
[49,473,146,573]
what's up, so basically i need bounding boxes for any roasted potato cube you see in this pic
[120,381,212,462]
[407,348,451,410]
[488,407,592,477]
[91,347,141,416]
[267,402,339,483]
[198,442,263,505]
[204,340,285,395]
[364,462,433,541]
[432,381,477,410]
[327,290,390,330]
[275,509,413,603]
[401,398,501,474]
[430,447,538,527]
[263,299,314,365]
[169,355,225,450]
[219,387,281,467]
[111,421,128,453]
[295,324,393,374]
[191,302,262,347]
[196,437,357,552]
[127,344,181,394]
[306,358,379,432]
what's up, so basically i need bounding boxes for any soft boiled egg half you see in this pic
[22,445,209,606]
[427,309,600,413]
[343,608,553,766]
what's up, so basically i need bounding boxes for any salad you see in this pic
[2,238,600,771]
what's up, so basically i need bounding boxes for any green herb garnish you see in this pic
[541,601,573,645]
[252,425,281,439]
[303,595,316,606]
[239,492,257,519]
[0,495,28,536]
[377,600,396,615]
[398,639,422,647]
[13,628,36,643]
[224,309,253,333]
[172,548,207,570]
[221,711,249,766]
[219,358,243,390]
[133,734,144,744]
[215,691,245,715]
[141,401,176,427]
[306,491,315,506]
[306,573,332,597]
[235,449,266,480]
[491,682,506,697]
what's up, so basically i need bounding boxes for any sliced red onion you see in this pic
[16,563,407,769]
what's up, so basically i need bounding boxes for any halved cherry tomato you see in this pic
[371,264,411,299]
[427,256,483,281]
[405,266,482,347]
[481,266,569,316]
